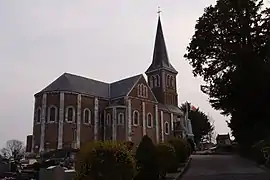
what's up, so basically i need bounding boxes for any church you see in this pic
[28,16,194,153]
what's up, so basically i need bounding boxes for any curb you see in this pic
[174,157,192,180]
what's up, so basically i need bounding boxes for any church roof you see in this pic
[110,74,142,98]
[145,16,178,74]
[37,73,142,99]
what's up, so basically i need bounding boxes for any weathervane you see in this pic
[157,6,162,16]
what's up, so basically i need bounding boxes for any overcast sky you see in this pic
[0,0,233,147]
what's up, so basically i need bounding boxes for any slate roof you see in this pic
[158,103,184,116]
[36,73,142,99]
[145,16,178,74]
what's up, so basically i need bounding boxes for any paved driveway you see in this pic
[181,155,270,180]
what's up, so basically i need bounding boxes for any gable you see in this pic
[127,75,158,102]
[110,74,142,98]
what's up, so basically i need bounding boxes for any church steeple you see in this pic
[145,16,178,75]
[145,13,179,106]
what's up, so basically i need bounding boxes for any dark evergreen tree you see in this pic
[184,0,270,148]
[180,103,214,145]
[135,135,159,180]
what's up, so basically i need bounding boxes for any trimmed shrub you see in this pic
[135,135,159,180]
[156,143,177,177]
[168,138,189,164]
[75,141,135,180]
[124,141,134,151]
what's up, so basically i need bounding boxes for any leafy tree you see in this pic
[184,0,270,147]
[180,103,214,145]
[135,135,159,180]
[1,139,25,161]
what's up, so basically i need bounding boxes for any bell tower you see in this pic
[145,14,178,106]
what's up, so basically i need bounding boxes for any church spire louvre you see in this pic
[145,12,178,74]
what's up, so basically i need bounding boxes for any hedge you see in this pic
[75,141,135,180]
[168,138,190,164]
[156,143,178,177]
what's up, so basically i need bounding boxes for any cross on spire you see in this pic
[157,6,162,16]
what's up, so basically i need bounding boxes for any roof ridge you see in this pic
[110,74,143,84]
[64,72,109,84]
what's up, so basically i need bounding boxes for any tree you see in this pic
[135,135,159,180]
[156,143,177,178]
[1,139,25,160]
[180,103,214,145]
[184,0,270,147]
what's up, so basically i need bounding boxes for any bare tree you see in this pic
[1,139,25,160]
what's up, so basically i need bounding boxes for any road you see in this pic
[181,154,270,180]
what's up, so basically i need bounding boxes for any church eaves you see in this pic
[145,16,178,74]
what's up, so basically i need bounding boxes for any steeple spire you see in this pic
[145,12,177,74]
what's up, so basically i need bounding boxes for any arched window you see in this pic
[106,113,111,125]
[164,122,170,135]
[143,86,148,97]
[167,75,171,87]
[36,107,41,123]
[156,75,160,87]
[152,76,156,87]
[48,105,57,123]
[65,106,75,123]
[170,76,174,88]
[149,78,153,88]
[133,110,139,126]
[83,108,91,124]
[118,113,124,125]
[147,113,153,128]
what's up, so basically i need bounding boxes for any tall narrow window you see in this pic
[167,75,170,87]
[48,105,57,123]
[133,110,139,126]
[147,113,153,128]
[118,113,124,125]
[66,106,75,123]
[36,108,41,124]
[83,109,91,124]
[149,78,153,88]
[156,75,160,87]
[170,76,174,88]
[143,86,148,97]
[165,122,170,135]
[106,113,111,125]
[152,76,156,87]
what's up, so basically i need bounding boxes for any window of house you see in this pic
[83,108,91,124]
[48,105,57,123]
[165,122,170,135]
[133,110,139,126]
[66,106,75,123]
[147,113,153,128]
[118,113,124,125]
[36,108,41,123]
[106,113,111,125]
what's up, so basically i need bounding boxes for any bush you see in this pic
[135,135,159,180]
[168,138,189,164]
[156,143,178,177]
[124,141,134,151]
[75,141,135,180]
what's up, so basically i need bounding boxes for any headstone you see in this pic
[39,165,65,180]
